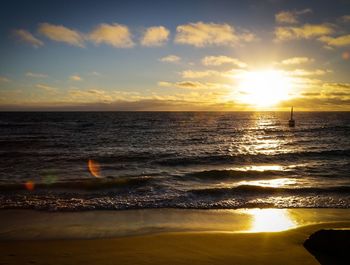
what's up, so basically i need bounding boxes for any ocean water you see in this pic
[0,111,349,211]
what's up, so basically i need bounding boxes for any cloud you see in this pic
[286,68,331,76]
[301,92,320,96]
[275,11,298,24]
[180,69,250,79]
[175,22,255,47]
[26,72,48,78]
[322,82,350,92]
[69,88,113,102]
[281,57,314,65]
[318,34,350,47]
[283,82,350,110]
[35,83,57,92]
[279,97,350,111]
[202,55,247,67]
[13,29,44,48]
[140,26,169,46]
[275,9,312,24]
[89,71,102,76]
[339,15,350,23]
[88,23,134,48]
[159,55,181,63]
[0,76,11,82]
[70,75,83,81]
[180,70,221,79]
[239,30,257,42]
[38,23,84,47]
[274,23,334,41]
[0,98,249,112]
[11,96,346,112]
[158,80,229,90]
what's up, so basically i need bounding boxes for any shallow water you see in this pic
[1,209,350,239]
[0,112,349,210]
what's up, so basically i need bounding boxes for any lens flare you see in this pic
[88,159,101,178]
[25,181,35,191]
[342,51,350,61]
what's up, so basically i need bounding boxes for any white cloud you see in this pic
[90,71,101,76]
[140,26,169,46]
[318,35,350,47]
[175,22,255,47]
[38,23,85,47]
[26,72,48,78]
[202,55,247,67]
[13,29,44,48]
[159,55,181,63]
[275,9,312,24]
[181,70,221,79]
[70,75,83,81]
[68,88,113,102]
[274,23,334,42]
[88,23,134,48]
[35,83,57,92]
[285,68,331,76]
[66,88,142,103]
[158,80,229,90]
[281,57,314,65]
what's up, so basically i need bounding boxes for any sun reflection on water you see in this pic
[231,165,285,172]
[238,178,296,188]
[242,209,296,232]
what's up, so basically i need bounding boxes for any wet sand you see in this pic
[0,209,349,265]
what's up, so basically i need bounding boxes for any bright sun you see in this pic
[236,69,292,107]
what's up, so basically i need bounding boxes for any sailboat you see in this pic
[288,107,295,127]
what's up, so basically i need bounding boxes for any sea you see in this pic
[0,111,349,211]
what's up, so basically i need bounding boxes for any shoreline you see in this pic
[1,222,350,265]
[0,208,349,265]
[1,208,350,240]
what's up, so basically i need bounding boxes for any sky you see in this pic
[0,0,349,111]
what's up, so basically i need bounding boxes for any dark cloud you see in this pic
[279,96,350,110]
[0,99,245,111]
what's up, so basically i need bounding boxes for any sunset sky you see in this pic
[0,0,349,111]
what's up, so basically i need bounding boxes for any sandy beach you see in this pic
[0,209,349,265]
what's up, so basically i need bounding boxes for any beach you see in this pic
[2,0,350,263]
[1,208,349,265]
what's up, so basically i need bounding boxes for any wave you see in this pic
[156,149,350,166]
[1,185,350,211]
[0,176,156,192]
[188,185,350,197]
[181,169,287,180]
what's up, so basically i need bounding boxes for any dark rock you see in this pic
[304,229,350,265]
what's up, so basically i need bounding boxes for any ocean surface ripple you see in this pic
[0,112,349,211]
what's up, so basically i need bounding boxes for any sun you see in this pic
[236,69,292,107]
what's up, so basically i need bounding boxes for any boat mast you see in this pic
[290,106,293,120]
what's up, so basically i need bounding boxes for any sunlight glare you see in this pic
[245,209,296,232]
[237,69,292,107]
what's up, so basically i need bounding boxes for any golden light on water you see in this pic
[88,159,101,178]
[238,178,297,188]
[243,165,284,171]
[244,209,296,232]
[236,69,293,107]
